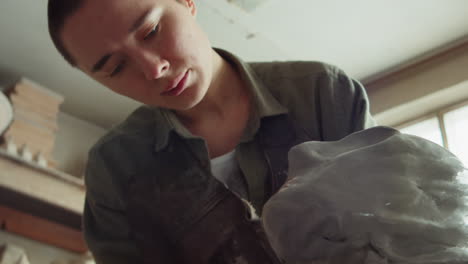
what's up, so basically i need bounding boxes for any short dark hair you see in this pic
[47,0,86,66]
[48,0,183,67]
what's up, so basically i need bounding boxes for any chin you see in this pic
[185,85,208,108]
[180,97,203,111]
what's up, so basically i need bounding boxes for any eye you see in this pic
[144,24,159,40]
[110,61,126,77]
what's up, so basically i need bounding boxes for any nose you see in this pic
[133,49,170,80]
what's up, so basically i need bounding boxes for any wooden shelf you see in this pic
[0,205,87,253]
[0,149,85,214]
[0,149,87,253]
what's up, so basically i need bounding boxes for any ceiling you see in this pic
[1,0,468,129]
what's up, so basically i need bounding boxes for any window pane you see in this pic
[444,104,468,167]
[399,117,444,147]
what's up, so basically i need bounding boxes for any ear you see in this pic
[182,0,197,16]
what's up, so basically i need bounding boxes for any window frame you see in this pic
[395,99,468,150]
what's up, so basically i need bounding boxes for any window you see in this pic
[398,101,468,167]
[445,105,468,166]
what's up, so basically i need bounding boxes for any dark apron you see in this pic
[126,114,311,263]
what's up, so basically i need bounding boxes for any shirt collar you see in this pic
[153,48,287,151]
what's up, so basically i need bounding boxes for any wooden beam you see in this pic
[0,205,87,253]
[0,186,81,230]
[363,38,468,89]
[363,38,468,120]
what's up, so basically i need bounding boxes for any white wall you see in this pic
[52,113,107,178]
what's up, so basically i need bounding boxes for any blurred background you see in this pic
[0,0,467,263]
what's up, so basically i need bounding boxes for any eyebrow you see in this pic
[91,9,153,73]
[92,54,112,73]
[129,9,152,33]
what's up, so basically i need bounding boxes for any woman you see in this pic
[48,0,375,263]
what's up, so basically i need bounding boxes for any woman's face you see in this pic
[61,0,215,111]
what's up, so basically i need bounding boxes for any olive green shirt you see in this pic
[83,49,375,264]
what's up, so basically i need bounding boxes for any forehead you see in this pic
[61,0,164,69]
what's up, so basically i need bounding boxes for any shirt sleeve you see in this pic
[83,148,143,264]
[315,66,376,141]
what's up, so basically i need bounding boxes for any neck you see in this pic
[175,50,249,125]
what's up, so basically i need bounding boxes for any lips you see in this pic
[161,70,190,97]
